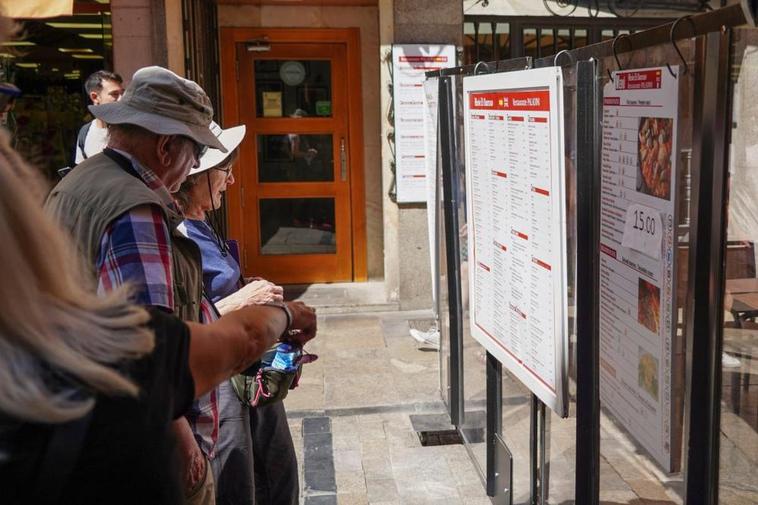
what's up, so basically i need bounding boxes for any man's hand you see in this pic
[187,301,318,396]
[283,301,317,346]
[172,418,205,491]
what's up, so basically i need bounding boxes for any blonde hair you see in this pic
[0,127,155,424]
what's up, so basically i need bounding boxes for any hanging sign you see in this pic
[462,67,569,417]
[599,66,679,471]
[392,44,456,203]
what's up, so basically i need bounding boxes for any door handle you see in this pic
[340,137,347,181]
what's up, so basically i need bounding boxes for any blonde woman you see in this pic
[0,127,317,504]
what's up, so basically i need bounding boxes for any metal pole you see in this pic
[574,58,601,505]
[684,28,732,505]
[530,394,539,505]
[486,352,503,497]
[438,76,465,427]
[539,401,548,505]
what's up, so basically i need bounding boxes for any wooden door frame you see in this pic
[219,27,367,281]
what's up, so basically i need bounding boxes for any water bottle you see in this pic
[270,343,301,373]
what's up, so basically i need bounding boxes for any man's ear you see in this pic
[89,91,100,105]
[156,135,174,167]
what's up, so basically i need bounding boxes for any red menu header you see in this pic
[469,90,551,112]
[615,69,662,90]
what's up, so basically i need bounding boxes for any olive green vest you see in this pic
[45,151,204,322]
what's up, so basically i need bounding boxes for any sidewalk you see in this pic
[280,289,720,505]
[282,309,491,505]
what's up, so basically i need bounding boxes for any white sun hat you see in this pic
[190,121,246,175]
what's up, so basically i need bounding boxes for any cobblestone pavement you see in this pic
[279,296,756,505]
[281,310,491,505]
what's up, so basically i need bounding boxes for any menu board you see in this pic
[463,68,569,416]
[423,77,440,313]
[599,66,679,471]
[392,44,456,203]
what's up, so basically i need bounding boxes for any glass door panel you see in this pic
[257,133,334,182]
[253,59,332,118]
[259,197,336,256]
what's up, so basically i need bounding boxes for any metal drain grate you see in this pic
[417,429,464,446]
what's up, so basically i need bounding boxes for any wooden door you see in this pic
[234,39,355,283]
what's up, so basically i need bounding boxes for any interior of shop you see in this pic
[2,1,112,178]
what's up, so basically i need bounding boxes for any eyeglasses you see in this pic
[212,165,233,179]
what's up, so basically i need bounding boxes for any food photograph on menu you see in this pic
[637,277,661,334]
[637,117,673,200]
[638,348,659,401]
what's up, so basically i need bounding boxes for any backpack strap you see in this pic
[33,409,94,505]
[76,122,92,162]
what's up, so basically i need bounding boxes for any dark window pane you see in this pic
[259,198,336,255]
[257,134,334,182]
[254,59,332,118]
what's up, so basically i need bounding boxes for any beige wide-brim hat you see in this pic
[90,66,226,152]
[190,122,246,175]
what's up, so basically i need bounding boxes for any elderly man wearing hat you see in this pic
[174,122,301,505]
[45,66,313,505]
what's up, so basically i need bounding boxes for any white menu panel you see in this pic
[393,44,456,203]
[463,67,569,416]
[423,77,440,313]
[599,66,679,471]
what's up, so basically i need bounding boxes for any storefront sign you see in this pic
[392,44,456,203]
[1,0,72,18]
[462,67,569,417]
[599,66,679,471]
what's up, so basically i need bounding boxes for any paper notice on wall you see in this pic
[423,77,440,315]
[462,67,569,417]
[262,92,282,117]
[393,44,456,203]
[599,66,679,471]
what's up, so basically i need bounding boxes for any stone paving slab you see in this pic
[282,309,700,504]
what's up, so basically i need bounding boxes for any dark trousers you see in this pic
[212,381,255,505]
[250,401,299,505]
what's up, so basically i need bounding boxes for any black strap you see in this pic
[33,410,94,505]
[76,122,92,162]
[103,147,141,179]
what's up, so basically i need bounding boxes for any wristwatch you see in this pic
[264,302,292,333]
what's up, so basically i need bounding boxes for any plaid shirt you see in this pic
[95,149,221,459]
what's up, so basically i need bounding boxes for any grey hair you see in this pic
[173,148,240,214]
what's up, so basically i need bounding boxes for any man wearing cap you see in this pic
[45,66,229,505]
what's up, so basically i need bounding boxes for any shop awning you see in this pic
[1,0,74,19]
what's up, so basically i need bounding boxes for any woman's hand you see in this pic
[244,279,284,304]
[214,279,284,315]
